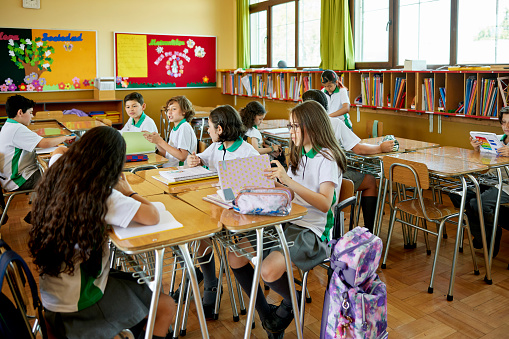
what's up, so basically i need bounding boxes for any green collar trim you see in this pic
[501,134,507,143]
[323,87,339,95]
[301,147,320,159]
[6,118,19,124]
[133,112,146,128]
[253,125,258,130]
[173,119,186,131]
[218,137,243,152]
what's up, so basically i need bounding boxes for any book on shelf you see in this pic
[422,78,434,111]
[158,166,218,183]
[465,76,477,115]
[439,87,446,110]
[393,77,406,108]
[360,74,370,105]
[480,78,498,116]
[372,75,383,106]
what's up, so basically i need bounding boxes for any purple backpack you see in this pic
[320,227,388,339]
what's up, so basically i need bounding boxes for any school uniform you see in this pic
[0,118,43,192]
[121,112,158,133]
[322,87,352,129]
[244,126,263,147]
[41,154,151,338]
[198,137,259,171]
[163,119,197,167]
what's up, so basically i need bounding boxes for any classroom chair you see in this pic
[380,156,479,300]
[366,120,383,138]
[1,188,35,227]
[297,179,357,328]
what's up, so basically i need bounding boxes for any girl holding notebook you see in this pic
[227,101,346,338]
[28,126,175,339]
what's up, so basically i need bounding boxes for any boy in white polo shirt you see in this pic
[120,92,158,133]
[0,95,75,224]
[321,69,353,129]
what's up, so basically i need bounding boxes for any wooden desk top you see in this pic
[177,187,308,232]
[28,120,71,137]
[417,146,509,167]
[134,168,219,194]
[109,194,222,253]
[124,172,165,197]
[361,136,440,152]
[259,119,289,130]
[385,152,489,176]
[60,119,105,131]
[123,153,168,170]
[56,115,94,122]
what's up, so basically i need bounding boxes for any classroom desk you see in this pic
[59,119,105,136]
[27,120,72,137]
[177,187,307,339]
[110,194,221,339]
[360,136,440,152]
[134,168,219,195]
[124,172,165,197]
[384,152,489,299]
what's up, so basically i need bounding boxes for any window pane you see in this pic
[458,0,509,64]
[272,2,296,67]
[354,0,389,62]
[250,10,267,65]
[298,0,321,66]
[398,0,450,65]
[250,0,265,4]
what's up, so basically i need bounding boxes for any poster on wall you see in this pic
[114,32,216,89]
[0,28,97,93]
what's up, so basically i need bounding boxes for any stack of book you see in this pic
[480,78,498,116]
[105,111,121,124]
[393,77,406,108]
[465,76,477,115]
[438,87,446,110]
[155,167,218,184]
[422,78,434,111]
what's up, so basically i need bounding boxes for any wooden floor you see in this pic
[2,193,509,339]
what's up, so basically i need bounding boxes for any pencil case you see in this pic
[126,154,148,162]
[233,187,292,216]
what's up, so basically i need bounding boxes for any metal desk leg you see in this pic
[178,243,209,339]
[244,228,264,339]
[488,168,503,270]
[145,248,165,339]
[275,224,303,339]
[375,177,389,237]
[199,118,205,141]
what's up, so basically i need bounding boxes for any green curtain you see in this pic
[237,0,250,69]
[320,0,355,70]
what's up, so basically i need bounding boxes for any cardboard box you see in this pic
[94,88,116,100]
[94,77,115,90]
[404,60,427,71]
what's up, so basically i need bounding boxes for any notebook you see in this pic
[122,131,155,155]
[112,202,183,239]
[159,166,218,183]
[469,131,505,154]
[218,154,274,197]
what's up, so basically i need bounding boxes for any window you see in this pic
[249,0,321,67]
[354,0,390,63]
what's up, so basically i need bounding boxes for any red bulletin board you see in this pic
[114,32,216,90]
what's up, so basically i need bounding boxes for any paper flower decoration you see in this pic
[195,46,206,58]
[26,84,35,91]
[36,86,43,92]
[187,39,195,49]
[0,84,8,92]
[58,82,65,89]
[72,77,80,84]
[19,83,27,91]
[8,84,17,91]
[5,78,13,85]
[83,79,90,86]
[203,76,209,83]
[156,46,164,54]
[38,78,46,86]
[65,83,72,90]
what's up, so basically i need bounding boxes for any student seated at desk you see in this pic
[187,105,258,319]
[28,126,175,339]
[240,101,282,155]
[0,95,75,224]
[144,95,197,167]
[449,106,509,257]
[302,89,394,233]
[120,92,158,133]
[228,101,346,338]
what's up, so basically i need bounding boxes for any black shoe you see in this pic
[170,268,204,303]
[23,211,31,224]
[262,301,294,333]
[202,286,222,320]
[267,330,284,339]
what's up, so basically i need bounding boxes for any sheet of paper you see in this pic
[116,34,148,78]
[122,131,155,155]
[112,202,183,239]
[241,75,252,96]
[36,146,58,154]
[469,131,505,154]
[262,127,289,135]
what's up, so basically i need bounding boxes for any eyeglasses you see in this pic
[287,123,300,131]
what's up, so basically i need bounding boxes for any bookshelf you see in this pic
[218,69,509,122]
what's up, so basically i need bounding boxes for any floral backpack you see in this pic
[320,227,388,339]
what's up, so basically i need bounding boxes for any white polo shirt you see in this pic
[329,118,360,151]
[288,148,340,242]
[322,87,352,129]
[121,112,158,133]
[245,127,263,148]
[164,120,197,167]
[0,119,43,191]
[198,137,259,171]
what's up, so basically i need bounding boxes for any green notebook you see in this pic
[122,131,156,155]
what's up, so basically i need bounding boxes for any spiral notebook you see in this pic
[218,154,274,197]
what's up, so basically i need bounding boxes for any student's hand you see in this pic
[143,131,163,145]
[470,136,482,151]
[115,173,135,196]
[497,145,509,157]
[380,140,395,153]
[50,146,68,157]
[187,152,201,167]
[264,160,290,185]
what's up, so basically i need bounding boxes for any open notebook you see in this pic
[218,154,274,197]
[470,131,505,154]
[122,131,155,155]
[112,202,183,239]
[158,166,218,183]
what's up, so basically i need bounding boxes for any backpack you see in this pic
[320,227,388,339]
[0,239,47,339]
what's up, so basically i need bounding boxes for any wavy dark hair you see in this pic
[28,126,126,277]
[288,101,346,175]
[209,105,246,142]
[240,101,266,129]
[167,95,195,122]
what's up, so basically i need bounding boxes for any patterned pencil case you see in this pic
[126,154,149,162]
[233,187,292,216]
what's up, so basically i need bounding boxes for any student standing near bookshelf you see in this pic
[321,70,352,129]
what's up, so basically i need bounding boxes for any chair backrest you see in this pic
[366,120,383,138]
[332,179,356,240]
[382,156,429,190]
[198,141,207,153]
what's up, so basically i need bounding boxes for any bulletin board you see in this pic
[114,32,216,89]
[0,28,97,92]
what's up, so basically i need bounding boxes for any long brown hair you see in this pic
[29,126,126,277]
[288,101,346,175]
